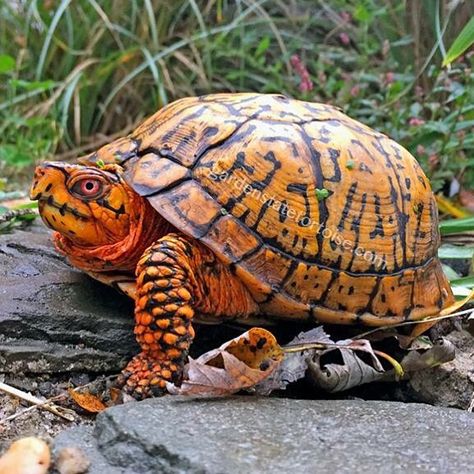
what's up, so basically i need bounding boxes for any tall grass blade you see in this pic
[36,0,72,80]
[443,16,474,66]
[440,217,474,235]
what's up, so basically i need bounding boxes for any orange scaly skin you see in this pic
[119,234,257,398]
[30,162,163,272]
[30,162,257,399]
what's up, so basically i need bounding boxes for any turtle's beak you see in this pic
[30,161,134,246]
[30,162,91,238]
[30,162,67,202]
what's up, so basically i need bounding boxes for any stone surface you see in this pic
[54,397,474,474]
[409,330,474,410]
[0,224,245,376]
[0,224,137,374]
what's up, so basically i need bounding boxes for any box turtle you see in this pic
[30,93,454,399]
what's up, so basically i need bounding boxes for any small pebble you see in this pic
[55,446,90,474]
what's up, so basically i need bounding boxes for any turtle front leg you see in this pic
[117,233,258,399]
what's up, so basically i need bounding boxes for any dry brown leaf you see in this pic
[308,336,456,393]
[0,437,50,474]
[255,326,331,395]
[308,345,384,392]
[68,388,106,413]
[167,328,283,397]
[307,337,402,392]
[400,337,455,372]
[108,387,122,405]
[55,447,91,474]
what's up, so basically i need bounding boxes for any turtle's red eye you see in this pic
[81,180,100,195]
[71,178,104,198]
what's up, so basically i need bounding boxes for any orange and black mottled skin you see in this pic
[119,234,257,397]
[30,162,257,399]
[31,93,455,399]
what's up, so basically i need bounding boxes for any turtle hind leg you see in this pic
[117,232,257,399]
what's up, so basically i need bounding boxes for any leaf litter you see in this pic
[167,323,458,397]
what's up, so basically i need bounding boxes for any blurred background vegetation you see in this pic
[0,0,473,292]
[0,0,473,197]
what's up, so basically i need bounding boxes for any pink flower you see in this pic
[290,54,314,93]
[350,85,360,97]
[409,117,425,126]
[385,72,395,84]
[339,32,350,46]
[340,11,351,22]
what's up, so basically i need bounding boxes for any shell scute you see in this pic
[125,153,191,196]
[116,93,454,325]
[147,180,222,239]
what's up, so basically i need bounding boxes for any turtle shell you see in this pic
[88,93,454,326]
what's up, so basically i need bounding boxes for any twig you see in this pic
[0,382,75,422]
[0,393,67,425]
[0,209,37,224]
[353,308,474,340]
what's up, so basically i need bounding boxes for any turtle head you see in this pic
[30,162,135,246]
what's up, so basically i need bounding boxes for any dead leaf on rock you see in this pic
[108,387,122,405]
[308,344,386,393]
[0,437,50,474]
[308,336,456,393]
[305,335,407,392]
[167,328,283,397]
[68,388,106,413]
[255,326,332,395]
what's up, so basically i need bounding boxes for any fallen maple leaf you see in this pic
[167,328,283,397]
[68,388,106,413]
[0,437,50,474]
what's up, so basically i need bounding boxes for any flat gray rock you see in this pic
[0,224,137,374]
[0,224,241,377]
[54,397,474,474]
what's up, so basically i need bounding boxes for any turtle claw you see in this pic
[116,352,182,400]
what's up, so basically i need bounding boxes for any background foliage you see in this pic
[0,0,473,197]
